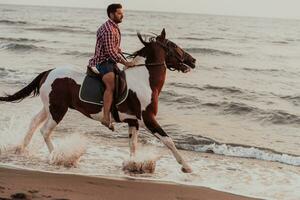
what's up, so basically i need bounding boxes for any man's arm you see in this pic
[103,31,134,68]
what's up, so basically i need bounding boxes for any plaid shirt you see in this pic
[88,19,122,67]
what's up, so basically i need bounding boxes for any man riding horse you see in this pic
[88,3,135,131]
[0,7,196,173]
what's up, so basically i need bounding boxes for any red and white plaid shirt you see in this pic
[88,19,122,67]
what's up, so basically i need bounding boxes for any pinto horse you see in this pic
[0,29,196,173]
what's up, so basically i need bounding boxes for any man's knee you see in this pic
[103,73,115,91]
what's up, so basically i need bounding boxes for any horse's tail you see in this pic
[0,69,52,103]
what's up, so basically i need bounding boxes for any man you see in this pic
[88,3,134,130]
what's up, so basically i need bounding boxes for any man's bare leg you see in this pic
[102,72,115,131]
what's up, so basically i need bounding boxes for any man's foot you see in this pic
[101,118,115,131]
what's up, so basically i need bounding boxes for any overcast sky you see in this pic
[1,0,300,19]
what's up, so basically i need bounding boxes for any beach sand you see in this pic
[0,166,258,200]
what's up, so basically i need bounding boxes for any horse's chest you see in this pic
[126,68,153,111]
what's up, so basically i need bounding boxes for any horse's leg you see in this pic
[40,116,57,153]
[128,126,138,157]
[40,105,68,153]
[16,108,47,153]
[143,113,192,173]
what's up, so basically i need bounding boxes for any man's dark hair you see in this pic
[107,4,122,18]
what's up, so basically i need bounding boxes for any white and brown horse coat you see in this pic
[0,30,195,173]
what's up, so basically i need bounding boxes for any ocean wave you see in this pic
[160,90,202,109]
[203,101,300,126]
[139,132,300,166]
[184,47,241,56]
[162,87,299,126]
[1,9,16,12]
[0,19,27,25]
[178,37,224,41]
[0,37,42,43]
[26,26,93,34]
[94,126,300,166]
[222,102,256,115]
[177,142,300,166]
[263,110,300,125]
[242,67,282,73]
[204,84,244,94]
[0,67,11,78]
[86,130,300,166]
[62,50,93,57]
[286,38,300,42]
[168,82,204,91]
[280,95,300,106]
[272,41,289,44]
[0,43,46,52]
[0,67,33,85]
[169,82,244,94]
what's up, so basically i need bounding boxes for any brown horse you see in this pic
[0,29,196,173]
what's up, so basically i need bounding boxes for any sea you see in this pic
[0,4,299,200]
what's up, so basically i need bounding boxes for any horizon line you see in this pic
[1,3,300,21]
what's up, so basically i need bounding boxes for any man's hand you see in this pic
[124,61,135,70]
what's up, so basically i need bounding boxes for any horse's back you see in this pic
[40,66,85,104]
[46,66,84,85]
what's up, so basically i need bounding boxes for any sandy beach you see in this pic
[0,166,259,200]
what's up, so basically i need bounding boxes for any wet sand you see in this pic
[0,166,258,200]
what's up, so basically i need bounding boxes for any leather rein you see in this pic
[122,39,187,71]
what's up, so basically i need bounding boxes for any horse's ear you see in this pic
[137,32,148,46]
[157,28,166,41]
[160,28,166,40]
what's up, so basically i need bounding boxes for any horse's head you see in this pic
[137,29,196,73]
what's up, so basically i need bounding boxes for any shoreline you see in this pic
[0,166,259,200]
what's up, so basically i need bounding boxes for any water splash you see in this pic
[0,116,23,154]
[49,134,87,167]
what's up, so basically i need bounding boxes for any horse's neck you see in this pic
[126,56,166,95]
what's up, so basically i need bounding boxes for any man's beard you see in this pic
[114,18,122,23]
[113,16,122,24]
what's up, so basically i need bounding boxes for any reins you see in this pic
[121,51,181,71]
[121,35,187,72]
[121,51,167,68]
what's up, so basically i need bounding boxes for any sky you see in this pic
[1,0,300,19]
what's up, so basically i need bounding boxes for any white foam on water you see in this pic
[130,146,162,162]
[1,137,300,200]
[0,115,26,154]
[179,143,300,166]
[49,134,87,167]
[122,146,162,174]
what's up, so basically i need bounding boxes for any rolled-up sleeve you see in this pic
[103,31,122,63]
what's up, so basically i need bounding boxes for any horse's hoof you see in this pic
[181,166,193,173]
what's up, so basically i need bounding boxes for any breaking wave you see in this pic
[138,132,300,166]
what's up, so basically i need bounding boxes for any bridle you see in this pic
[122,38,187,71]
[155,38,188,71]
